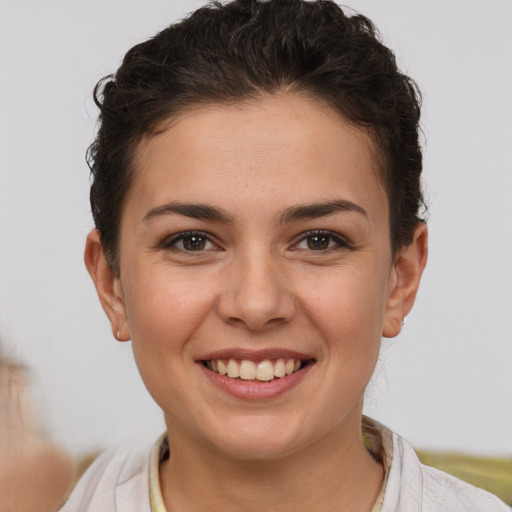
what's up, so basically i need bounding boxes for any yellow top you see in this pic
[148,432,167,512]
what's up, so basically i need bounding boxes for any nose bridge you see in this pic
[217,243,295,330]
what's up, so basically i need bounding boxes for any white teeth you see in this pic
[240,360,256,380]
[208,357,304,381]
[274,359,286,378]
[256,360,274,381]
[227,359,240,378]
[217,360,227,375]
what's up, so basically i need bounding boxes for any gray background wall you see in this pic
[0,0,510,457]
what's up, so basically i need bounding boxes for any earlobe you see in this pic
[382,223,428,338]
[84,230,130,341]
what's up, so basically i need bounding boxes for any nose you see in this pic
[216,248,296,331]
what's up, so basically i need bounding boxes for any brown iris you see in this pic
[183,234,207,250]
[307,234,330,250]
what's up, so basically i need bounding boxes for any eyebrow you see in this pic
[142,202,233,223]
[142,199,366,224]
[280,200,368,223]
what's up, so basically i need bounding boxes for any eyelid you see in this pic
[291,230,352,250]
[160,230,219,251]
[157,229,351,252]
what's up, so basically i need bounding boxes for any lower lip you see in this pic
[198,362,314,400]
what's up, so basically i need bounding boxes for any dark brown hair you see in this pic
[88,0,424,275]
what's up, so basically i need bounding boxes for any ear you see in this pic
[84,230,130,341]
[382,223,428,338]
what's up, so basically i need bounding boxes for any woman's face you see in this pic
[88,94,425,460]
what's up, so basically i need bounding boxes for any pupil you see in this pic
[184,235,205,250]
[307,235,329,250]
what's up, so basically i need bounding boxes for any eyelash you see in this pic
[292,230,351,252]
[161,231,218,252]
[161,229,350,253]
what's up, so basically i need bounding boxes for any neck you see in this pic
[159,417,383,512]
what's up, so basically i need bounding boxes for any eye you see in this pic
[164,231,217,251]
[294,231,348,251]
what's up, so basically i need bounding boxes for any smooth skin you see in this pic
[85,94,427,512]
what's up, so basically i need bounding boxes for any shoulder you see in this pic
[420,462,510,511]
[60,440,152,512]
[383,430,510,512]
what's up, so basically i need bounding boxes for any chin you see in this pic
[200,416,310,462]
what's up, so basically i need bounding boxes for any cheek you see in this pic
[299,264,388,344]
[123,267,218,353]
[297,264,388,396]
[123,270,219,409]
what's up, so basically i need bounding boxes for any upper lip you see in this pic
[197,348,316,362]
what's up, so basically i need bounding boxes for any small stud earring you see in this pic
[401,317,406,327]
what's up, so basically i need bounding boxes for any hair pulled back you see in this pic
[88,0,424,275]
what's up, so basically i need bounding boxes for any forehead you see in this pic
[129,94,388,222]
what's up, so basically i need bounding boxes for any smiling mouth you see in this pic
[203,358,314,382]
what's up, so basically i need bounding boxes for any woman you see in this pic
[62,1,509,510]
